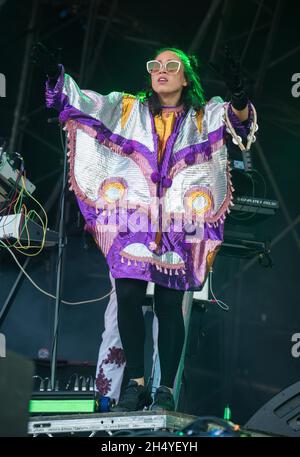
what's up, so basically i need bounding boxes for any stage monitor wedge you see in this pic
[244,381,300,437]
[0,350,34,437]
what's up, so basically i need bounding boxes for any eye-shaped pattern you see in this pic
[184,187,214,219]
[164,147,228,218]
[73,130,152,206]
[99,178,128,204]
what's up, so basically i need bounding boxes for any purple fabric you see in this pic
[208,125,226,144]
[122,142,134,154]
[151,171,161,183]
[46,71,251,290]
[76,197,98,228]
[45,67,157,169]
[77,194,224,290]
[45,67,227,173]
[162,177,172,188]
[171,140,212,167]
[45,64,65,110]
[185,152,196,165]
[204,222,224,240]
[227,100,253,138]
[106,220,223,291]
[107,229,190,290]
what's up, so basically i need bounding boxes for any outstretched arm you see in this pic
[32,42,124,126]
[223,45,249,121]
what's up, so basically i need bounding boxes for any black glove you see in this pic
[209,45,248,111]
[223,45,248,110]
[31,42,61,79]
[222,45,243,93]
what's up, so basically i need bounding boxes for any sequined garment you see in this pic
[46,65,256,291]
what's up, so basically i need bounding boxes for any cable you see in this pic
[0,239,114,305]
[12,174,48,255]
[209,269,229,312]
[0,156,48,253]
[1,149,114,304]
[0,168,22,216]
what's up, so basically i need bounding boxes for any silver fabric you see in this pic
[74,129,151,204]
[63,74,155,152]
[172,97,225,154]
[63,74,224,158]
[115,98,155,153]
[59,71,253,290]
[204,96,226,133]
[172,108,205,154]
[63,75,123,132]
[164,146,228,215]
[70,87,228,215]
[122,243,184,265]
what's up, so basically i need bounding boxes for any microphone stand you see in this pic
[50,119,68,390]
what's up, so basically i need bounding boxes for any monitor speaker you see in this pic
[244,381,300,437]
[0,350,34,436]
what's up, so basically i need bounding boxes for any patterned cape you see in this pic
[46,65,256,290]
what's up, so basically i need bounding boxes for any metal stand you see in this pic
[50,127,68,390]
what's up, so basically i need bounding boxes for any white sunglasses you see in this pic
[146,60,181,75]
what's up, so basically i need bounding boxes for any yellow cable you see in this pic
[13,175,48,256]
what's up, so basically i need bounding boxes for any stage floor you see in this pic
[28,410,197,436]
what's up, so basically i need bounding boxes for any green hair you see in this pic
[137,47,206,115]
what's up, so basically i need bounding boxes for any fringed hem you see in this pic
[205,161,234,226]
[66,119,156,207]
[65,120,93,205]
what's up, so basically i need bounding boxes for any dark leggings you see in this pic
[115,278,185,388]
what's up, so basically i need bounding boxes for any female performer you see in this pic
[36,44,257,412]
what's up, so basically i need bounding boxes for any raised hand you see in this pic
[209,45,244,94]
[222,45,243,95]
[31,42,61,78]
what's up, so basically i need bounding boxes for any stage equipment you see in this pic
[0,213,58,246]
[0,149,35,203]
[232,195,279,219]
[28,410,197,436]
[244,380,300,437]
[0,351,34,437]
